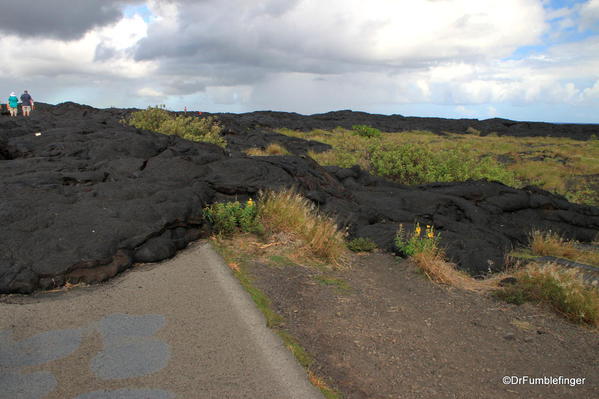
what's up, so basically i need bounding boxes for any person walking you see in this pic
[20,90,33,117]
[8,92,18,117]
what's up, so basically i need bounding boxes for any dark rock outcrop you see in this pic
[1,103,598,294]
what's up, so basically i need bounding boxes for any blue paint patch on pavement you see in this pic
[0,370,57,399]
[98,314,165,343]
[0,328,82,368]
[74,388,176,399]
[90,339,171,380]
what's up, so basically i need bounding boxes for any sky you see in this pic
[1,0,598,123]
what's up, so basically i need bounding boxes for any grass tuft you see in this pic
[496,263,599,326]
[530,229,599,266]
[257,189,347,264]
[411,247,495,292]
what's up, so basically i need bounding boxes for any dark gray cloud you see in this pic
[0,0,138,40]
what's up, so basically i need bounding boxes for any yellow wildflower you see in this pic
[247,198,254,206]
[426,225,434,239]
[415,225,421,236]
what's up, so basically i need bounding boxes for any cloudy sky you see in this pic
[1,0,598,123]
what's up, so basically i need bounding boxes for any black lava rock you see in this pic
[1,103,598,293]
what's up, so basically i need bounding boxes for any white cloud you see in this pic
[580,0,599,29]
[1,0,598,122]
[137,87,164,97]
[0,14,154,80]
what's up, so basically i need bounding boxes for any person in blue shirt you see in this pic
[8,92,18,117]
[20,90,33,117]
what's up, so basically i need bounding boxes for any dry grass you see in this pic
[497,263,599,326]
[257,189,347,264]
[245,143,290,156]
[531,229,599,266]
[411,247,499,292]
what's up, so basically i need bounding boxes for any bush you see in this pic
[371,145,436,184]
[347,237,378,252]
[395,223,440,257]
[352,125,381,138]
[204,199,263,236]
[496,263,599,326]
[370,145,518,186]
[124,106,226,148]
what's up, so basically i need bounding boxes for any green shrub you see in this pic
[370,145,518,186]
[124,106,226,148]
[395,223,440,257]
[347,237,378,252]
[371,144,436,184]
[352,125,381,138]
[204,199,263,236]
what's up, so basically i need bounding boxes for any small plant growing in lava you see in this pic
[203,199,263,236]
[395,223,440,257]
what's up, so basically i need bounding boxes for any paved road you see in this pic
[0,242,323,399]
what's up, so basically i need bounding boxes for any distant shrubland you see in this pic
[123,106,226,148]
[277,127,599,206]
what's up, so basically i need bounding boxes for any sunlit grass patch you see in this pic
[530,229,599,266]
[123,106,226,147]
[275,127,599,205]
[245,143,290,156]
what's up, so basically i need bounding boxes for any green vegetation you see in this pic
[502,229,599,326]
[203,199,263,236]
[276,127,599,206]
[352,124,381,138]
[203,189,347,264]
[395,223,440,257]
[496,263,599,326]
[347,237,378,252]
[123,106,226,148]
[370,144,517,185]
[393,223,496,291]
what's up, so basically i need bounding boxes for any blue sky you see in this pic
[1,0,599,123]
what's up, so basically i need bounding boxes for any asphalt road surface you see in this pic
[0,241,323,399]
